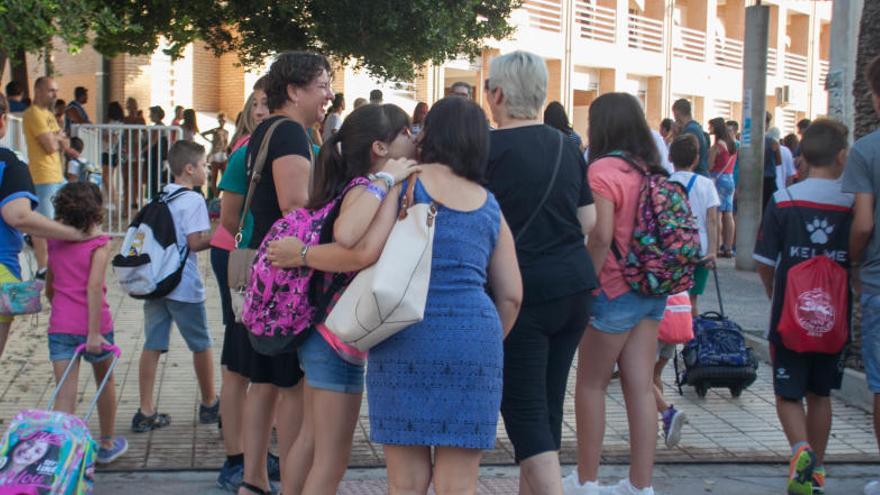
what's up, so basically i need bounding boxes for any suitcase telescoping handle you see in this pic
[47,344,122,423]
[712,265,724,318]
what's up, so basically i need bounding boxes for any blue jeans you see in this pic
[34,182,65,219]
[714,173,735,212]
[861,292,880,393]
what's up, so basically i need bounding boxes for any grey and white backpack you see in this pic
[112,187,192,299]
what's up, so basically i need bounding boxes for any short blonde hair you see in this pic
[488,51,548,120]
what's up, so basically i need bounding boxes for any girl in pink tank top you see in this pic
[45,182,128,464]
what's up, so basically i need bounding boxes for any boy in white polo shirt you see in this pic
[132,140,218,432]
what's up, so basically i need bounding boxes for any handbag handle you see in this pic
[236,117,292,248]
[515,130,564,243]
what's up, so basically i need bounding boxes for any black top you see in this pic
[245,116,312,249]
[487,125,597,305]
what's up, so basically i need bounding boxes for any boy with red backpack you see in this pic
[754,119,853,495]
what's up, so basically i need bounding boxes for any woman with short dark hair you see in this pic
[271,96,522,494]
[485,50,597,495]
[544,101,583,151]
[236,51,334,495]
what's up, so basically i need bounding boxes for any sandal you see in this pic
[130,409,171,433]
[239,481,274,495]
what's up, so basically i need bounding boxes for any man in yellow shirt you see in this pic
[23,76,79,273]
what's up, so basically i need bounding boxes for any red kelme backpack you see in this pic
[777,256,849,354]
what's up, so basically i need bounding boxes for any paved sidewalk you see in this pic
[96,465,880,495]
[0,255,876,473]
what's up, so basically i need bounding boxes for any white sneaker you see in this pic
[866,480,880,495]
[601,478,655,495]
[562,470,602,495]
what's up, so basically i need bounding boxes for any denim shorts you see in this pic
[591,290,667,334]
[144,299,212,353]
[861,292,880,393]
[714,174,735,213]
[34,182,65,219]
[297,330,364,394]
[48,332,115,363]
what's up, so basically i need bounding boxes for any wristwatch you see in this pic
[369,172,395,191]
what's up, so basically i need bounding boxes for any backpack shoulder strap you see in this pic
[160,186,193,204]
[238,118,291,246]
[685,174,698,194]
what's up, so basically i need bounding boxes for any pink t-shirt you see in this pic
[47,236,113,335]
[587,157,644,300]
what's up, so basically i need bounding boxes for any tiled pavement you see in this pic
[0,253,876,473]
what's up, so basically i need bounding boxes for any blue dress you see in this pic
[367,180,503,449]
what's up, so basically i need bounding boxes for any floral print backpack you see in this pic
[606,152,702,296]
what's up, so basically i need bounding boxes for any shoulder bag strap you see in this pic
[515,131,564,243]
[236,117,290,247]
[397,174,424,220]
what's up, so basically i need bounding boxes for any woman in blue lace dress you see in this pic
[271,97,522,493]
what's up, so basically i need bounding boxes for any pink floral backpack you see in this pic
[604,152,702,296]
[242,177,370,355]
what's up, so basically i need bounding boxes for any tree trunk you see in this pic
[10,49,31,101]
[854,0,880,140]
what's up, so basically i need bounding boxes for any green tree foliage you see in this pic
[89,0,519,81]
[0,0,119,75]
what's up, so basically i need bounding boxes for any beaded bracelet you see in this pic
[366,182,387,202]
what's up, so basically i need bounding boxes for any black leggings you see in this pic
[500,291,592,462]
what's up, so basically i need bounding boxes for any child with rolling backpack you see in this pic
[754,119,853,495]
[675,266,758,399]
[0,344,122,494]
[0,181,126,494]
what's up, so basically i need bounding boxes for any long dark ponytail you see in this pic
[307,103,410,210]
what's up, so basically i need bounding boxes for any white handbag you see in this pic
[324,178,437,351]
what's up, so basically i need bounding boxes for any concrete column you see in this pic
[661,0,675,122]
[805,2,820,117]
[615,0,629,47]
[827,0,864,140]
[735,5,770,271]
[705,0,719,68]
[562,0,575,113]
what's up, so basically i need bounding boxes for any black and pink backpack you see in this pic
[242,177,370,355]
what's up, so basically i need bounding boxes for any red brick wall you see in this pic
[192,41,220,112]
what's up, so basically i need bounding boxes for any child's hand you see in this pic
[81,225,104,241]
[268,237,305,268]
[700,254,716,269]
[381,158,420,184]
[86,334,110,356]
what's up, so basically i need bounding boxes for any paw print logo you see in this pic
[806,217,834,244]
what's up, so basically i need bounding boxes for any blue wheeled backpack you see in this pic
[675,267,758,398]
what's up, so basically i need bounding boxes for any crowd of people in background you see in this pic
[1,50,880,495]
